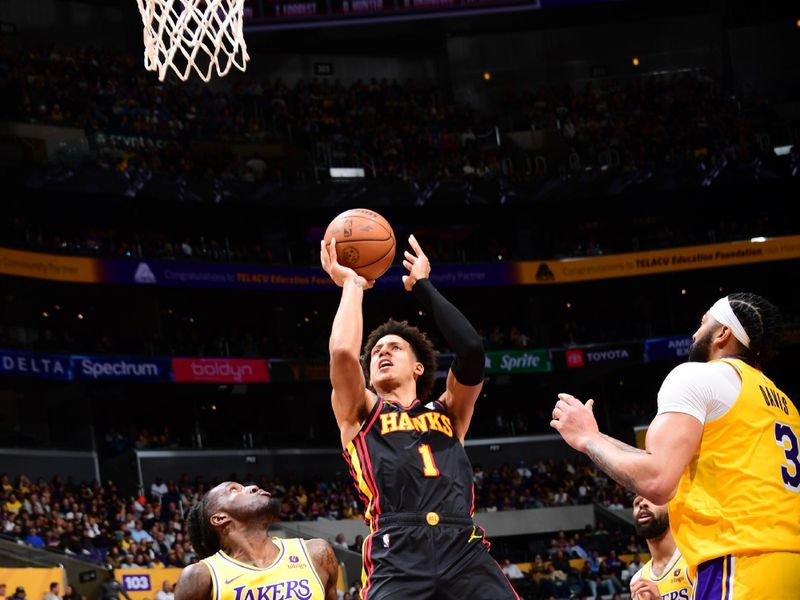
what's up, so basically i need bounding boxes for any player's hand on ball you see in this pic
[320,239,374,289]
[549,393,600,452]
[630,578,661,600]
[402,235,431,292]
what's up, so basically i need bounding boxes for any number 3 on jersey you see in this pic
[775,421,800,492]
[418,443,440,477]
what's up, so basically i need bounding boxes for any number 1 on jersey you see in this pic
[418,444,440,477]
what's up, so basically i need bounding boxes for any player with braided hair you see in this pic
[550,292,800,599]
[176,482,339,600]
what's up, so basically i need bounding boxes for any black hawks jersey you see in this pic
[343,397,475,530]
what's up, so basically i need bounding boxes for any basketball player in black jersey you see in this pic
[321,235,519,600]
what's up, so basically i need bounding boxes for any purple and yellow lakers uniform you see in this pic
[669,358,800,599]
[201,539,326,600]
[343,397,519,600]
[629,549,693,600]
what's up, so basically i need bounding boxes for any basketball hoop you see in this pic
[136,0,249,82]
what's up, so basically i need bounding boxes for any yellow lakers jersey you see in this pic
[669,358,800,568]
[201,538,326,600]
[631,549,693,600]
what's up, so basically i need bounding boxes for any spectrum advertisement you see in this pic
[0,349,268,383]
[71,355,172,382]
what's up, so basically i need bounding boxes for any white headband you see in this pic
[708,296,750,348]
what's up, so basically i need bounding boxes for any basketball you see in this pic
[323,208,396,281]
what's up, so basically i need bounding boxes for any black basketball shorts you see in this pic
[359,513,521,600]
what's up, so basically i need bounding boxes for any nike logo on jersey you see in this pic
[225,574,245,585]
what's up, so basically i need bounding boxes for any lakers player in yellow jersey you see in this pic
[629,496,692,600]
[551,293,800,599]
[175,481,339,600]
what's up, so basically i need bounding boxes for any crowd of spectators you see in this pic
[2,44,791,186]
[506,72,781,174]
[3,207,789,268]
[1,45,498,182]
[502,542,646,600]
[0,460,631,570]
[472,457,629,513]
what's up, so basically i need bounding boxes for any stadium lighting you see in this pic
[330,167,365,178]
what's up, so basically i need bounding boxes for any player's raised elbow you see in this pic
[329,346,360,369]
[461,336,485,361]
[638,477,678,505]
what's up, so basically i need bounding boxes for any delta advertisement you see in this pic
[2,235,799,290]
[0,348,72,380]
[0,349,267,383]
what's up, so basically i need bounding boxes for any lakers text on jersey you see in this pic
[201,538,325,600]
[631,549,693,600]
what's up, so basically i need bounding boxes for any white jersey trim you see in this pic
[656,361,742,424]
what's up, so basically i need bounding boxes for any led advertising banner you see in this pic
[550,342,644,370]
[485,349,551,374]
[2,236,799,289]
[644,335,693,362]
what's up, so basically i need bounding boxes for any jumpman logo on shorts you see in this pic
[467,526,483,543]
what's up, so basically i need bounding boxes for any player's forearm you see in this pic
[329,277,366,357]
[601,433,643,453]
[412,279,485,385]
[583,433,667,501]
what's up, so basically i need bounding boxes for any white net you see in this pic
[136,0,250,82]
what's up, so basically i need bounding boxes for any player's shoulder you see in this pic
[305,538,335,562]
[175,561,212,600]
[665,361,715,378]
[304,538,338,579]
[629,564,646,585]
[663,360,738,385]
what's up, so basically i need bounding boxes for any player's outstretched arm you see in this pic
[174,563,212,600]
[321,240,376,446]
[403,235,485,442]
[307,538,341,600]
[550,393,702,503]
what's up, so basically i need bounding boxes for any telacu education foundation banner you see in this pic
[2,236,799,290]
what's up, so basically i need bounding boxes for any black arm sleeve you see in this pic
[411,278,485,386]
